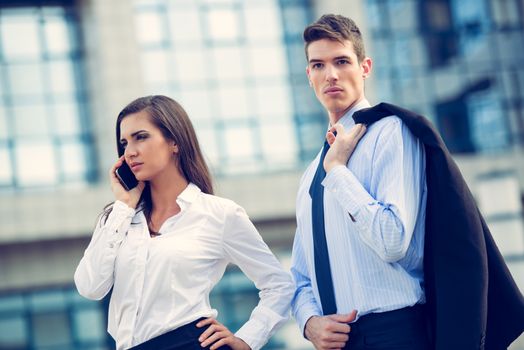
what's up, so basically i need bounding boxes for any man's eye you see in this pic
[337,59,349,65]
[312,63,323,69]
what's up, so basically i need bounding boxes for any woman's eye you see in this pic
[136,134,148,140]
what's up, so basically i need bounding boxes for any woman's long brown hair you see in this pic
[100,95,214,224]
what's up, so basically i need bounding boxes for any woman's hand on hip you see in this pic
[197,318,251,350]
[109,156,145,209]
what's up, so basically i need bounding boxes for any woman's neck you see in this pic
[149,169,189,213]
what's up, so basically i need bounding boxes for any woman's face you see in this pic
[119,110,178,182]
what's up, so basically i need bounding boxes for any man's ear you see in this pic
[306,66,312,86]
[361,57,372,79]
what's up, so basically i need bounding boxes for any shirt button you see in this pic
[109,243,115,248]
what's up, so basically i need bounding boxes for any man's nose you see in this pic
[325,64,338,83]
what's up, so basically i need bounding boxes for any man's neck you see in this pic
[328,98,369,126]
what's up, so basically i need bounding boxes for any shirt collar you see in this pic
[176,182,201,209]
[330,98,371,129]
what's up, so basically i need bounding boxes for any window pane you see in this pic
[30,291,67,313]
[206,8,240,42]
[260,122,297,163]
[60,142,86,177]
[73,308,106,342]
[13,103,49,138]
[0,147,12,183]
[254,83,292,119]
[177,89,213,123]
[141,50,170,84]
[244,1,281,42]
[168,8,203,44]
[32,312,71,347]
[173,50,207,83]
[53,102,80,137]
[217,85,250,120]
[0,316,27,348]
[197,128,220,165]
[0,295,24,312]
[0,105,8,140]
[212,47,246,81]
[7,63,45,96]
[15,140,58,186]
[135,10,165,45]
[47,60,76,95]
[224,126,255,159]
[1,12,41,59]
[248,45,287,78]
[44,15,71,55]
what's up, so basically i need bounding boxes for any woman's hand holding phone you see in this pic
[110,156,145,209]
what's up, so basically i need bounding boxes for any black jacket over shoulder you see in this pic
[353,103,524,350]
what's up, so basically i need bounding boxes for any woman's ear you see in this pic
[173,143,179,154]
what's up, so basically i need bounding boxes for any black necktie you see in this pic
[309,139,337,315]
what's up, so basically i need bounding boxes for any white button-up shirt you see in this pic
[75,183,294,350]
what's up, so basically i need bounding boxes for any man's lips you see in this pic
[324,86,344,94]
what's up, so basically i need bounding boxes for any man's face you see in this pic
[306,39,372,123]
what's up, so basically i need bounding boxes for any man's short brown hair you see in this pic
[303,14,366,62]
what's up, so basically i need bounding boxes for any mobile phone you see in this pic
[115,161,138,191]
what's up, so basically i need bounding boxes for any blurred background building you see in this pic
[0,0,523,349]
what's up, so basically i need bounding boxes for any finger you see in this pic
[133,181,146,193]
[201,330,227,347]
[324,319,351,334]
[347,123,364,138]
[354,124,367,140]
[326,342,346,349]
[198,324,218,342]
[325,332,349,342]
[326,131,336,145]
[327,310,357,324]
[209,337,232,350]
[348,309,358,322]
[330,123,346,135]
[109,159,123,178]
[196,318,217,328]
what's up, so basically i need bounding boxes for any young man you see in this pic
[291,14,524,350]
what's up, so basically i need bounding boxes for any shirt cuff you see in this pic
[234,305,288,350]
[104,200,135,245]
[235,318,267,350]
[322,165,374,217]
[294,302,322,338]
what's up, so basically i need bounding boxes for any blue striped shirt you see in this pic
[291,99,427,333]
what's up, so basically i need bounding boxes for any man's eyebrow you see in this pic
[308,55,351,64]
[333,55,351,60]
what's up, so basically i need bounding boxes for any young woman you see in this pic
[74,95,294,350]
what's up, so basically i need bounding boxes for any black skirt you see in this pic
[129,318,233,350]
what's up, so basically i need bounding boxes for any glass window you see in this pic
[0,287,111,350]
[73,308,106,342]
[0,316,27,348]
[0,11,41,59]
[205,8,241,42]
[0,4,94,190]
[135,0,321,175]
[32,312,72,347]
